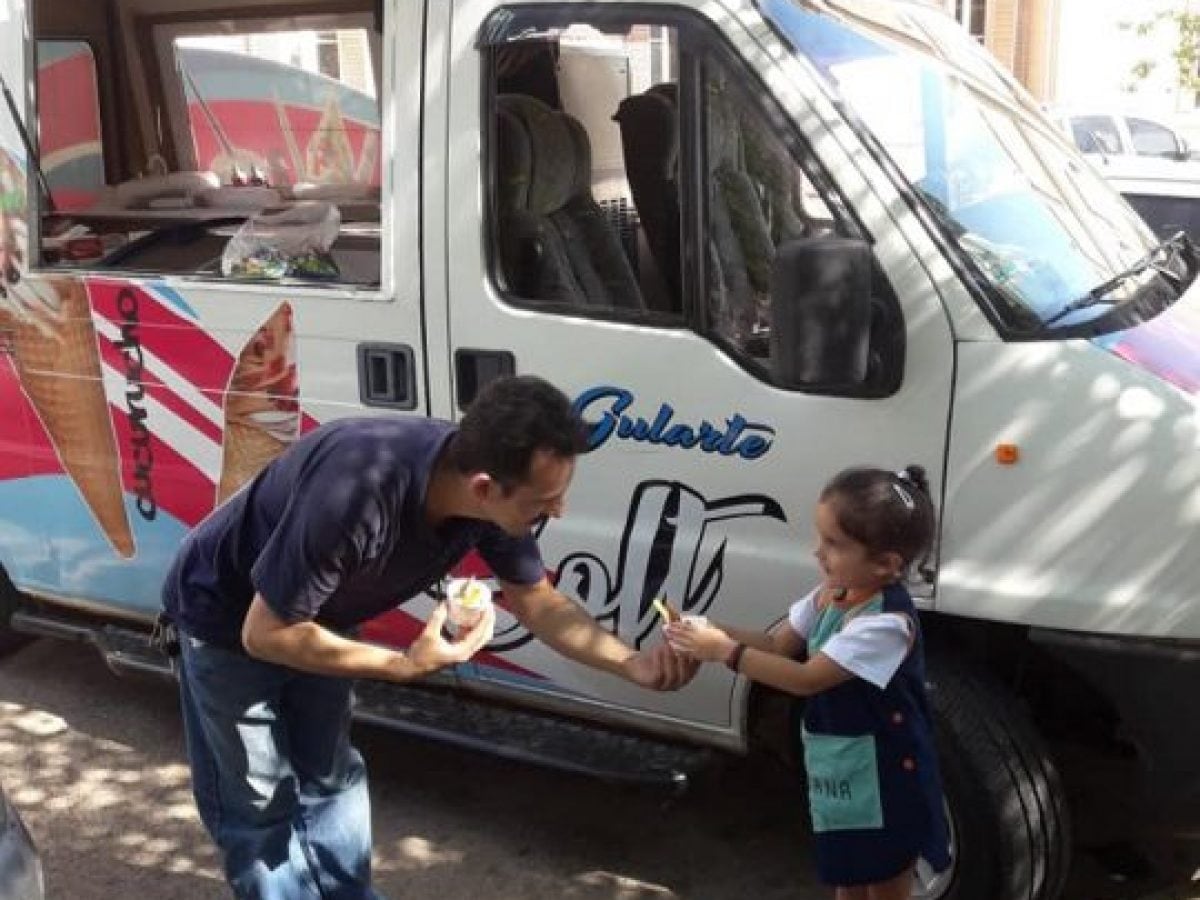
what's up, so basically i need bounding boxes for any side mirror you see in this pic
[769,236,874,390]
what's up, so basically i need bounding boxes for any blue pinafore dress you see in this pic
[793,582,951,886]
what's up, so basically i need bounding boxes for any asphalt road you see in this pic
[0,638,1195,900]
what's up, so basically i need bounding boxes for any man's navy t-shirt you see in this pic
[162,417,546,650]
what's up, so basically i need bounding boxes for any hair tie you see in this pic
[892,481,915,510]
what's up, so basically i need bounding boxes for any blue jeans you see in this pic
[178,635,382,899]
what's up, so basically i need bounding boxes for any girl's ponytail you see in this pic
[898,465,930,497]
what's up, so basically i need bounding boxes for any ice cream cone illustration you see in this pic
[306,93,355,184]
[1,277,135,557]
[217,302,301,503]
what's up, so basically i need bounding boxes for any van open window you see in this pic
[172,30,379,190]
[30,0,383,289]
[485,21,684,319]
[482,10,888,393]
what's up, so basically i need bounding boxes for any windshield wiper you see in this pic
[1042,232,1192,328]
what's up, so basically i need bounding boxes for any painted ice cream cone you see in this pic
[217,302,301,503]
[306,94,355,183]
[5,277,135,557]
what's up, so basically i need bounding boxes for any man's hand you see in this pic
[404,602,497,675]
[622,641,699,691]
[242,594,496,682]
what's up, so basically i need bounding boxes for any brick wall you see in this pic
[983,0,1059,101]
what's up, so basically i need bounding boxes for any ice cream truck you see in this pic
[0,0,1197,897]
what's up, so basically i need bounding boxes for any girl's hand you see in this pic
[664,619,737,663]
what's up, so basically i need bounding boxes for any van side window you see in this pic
[701,62,836,362]
[31,3,382,289]
[694,60,901,395]
[36,41,106,211]
[487,24,683,318]
[483,11,900,396]
[173,31,379,190]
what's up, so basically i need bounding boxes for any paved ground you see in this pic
[0,639,1195,899]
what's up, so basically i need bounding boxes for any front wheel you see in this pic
[920,654,1071,900]
[0,569,31,657]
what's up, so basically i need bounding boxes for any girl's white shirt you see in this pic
[787,588,913,689]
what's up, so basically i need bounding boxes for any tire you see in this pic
[0,568,32,657]
[921,654,1071,900]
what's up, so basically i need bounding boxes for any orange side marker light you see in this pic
[995,443,1020,465]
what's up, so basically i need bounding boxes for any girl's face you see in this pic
[813,499,900,591]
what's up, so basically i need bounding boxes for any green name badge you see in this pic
[802,728,884,832]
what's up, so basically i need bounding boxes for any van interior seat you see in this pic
[613,83,681,305]
[706,84,776,330]
[741,126,813,246]
[495,93,644,311]
[616,80,784,344]
[687,81,777,351]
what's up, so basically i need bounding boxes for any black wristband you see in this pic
[725,642,747,673]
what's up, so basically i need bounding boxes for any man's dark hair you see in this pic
[446,375,588,488]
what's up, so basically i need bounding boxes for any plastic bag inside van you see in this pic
[221,202,341,280]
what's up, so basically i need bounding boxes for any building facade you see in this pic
[940,0,1060,101]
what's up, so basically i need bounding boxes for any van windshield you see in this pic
[757,0,1190,336]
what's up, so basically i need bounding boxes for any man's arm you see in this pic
[241,593,494,681]
[500,577,695,690]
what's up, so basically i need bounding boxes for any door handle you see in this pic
[357,343,416,409]
[454,348,515,410]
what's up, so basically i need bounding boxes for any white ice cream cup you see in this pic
[665,614,708,653]
[446,577,492,633]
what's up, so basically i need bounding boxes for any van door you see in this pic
[10,0,426,620]
[433,2,956,740]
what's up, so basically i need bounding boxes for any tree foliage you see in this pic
[1120,10,1200,94]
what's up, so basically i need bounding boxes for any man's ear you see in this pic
[467,472,496,503]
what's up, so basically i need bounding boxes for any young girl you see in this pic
[666,465,951,900]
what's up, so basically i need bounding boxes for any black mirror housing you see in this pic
[769,236,874,390]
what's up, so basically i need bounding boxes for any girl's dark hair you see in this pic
[446,375,588,488]
[820,465,936,567]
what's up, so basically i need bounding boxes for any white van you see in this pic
[1060,110,1195,156]
[0,2,1197,899]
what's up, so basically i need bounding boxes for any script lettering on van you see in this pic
[484,480,787,653]
[574,386,775,460]
[114,288,156,520]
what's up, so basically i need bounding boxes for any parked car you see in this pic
[1060,110,1195,160]
[1057,110,1200,180]
[1055,110,1200,240]
[1106,171,1200,242]
[0,782,43,900]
